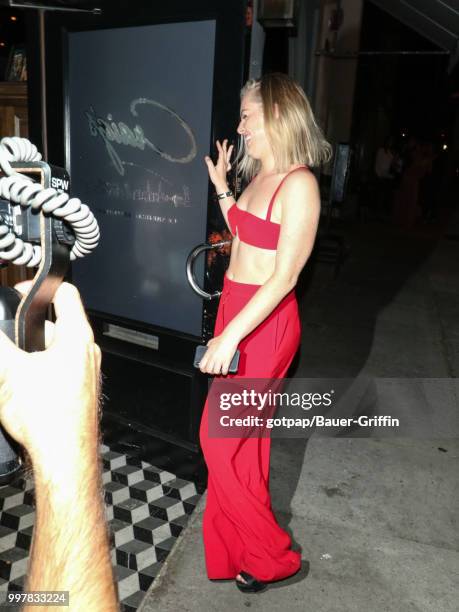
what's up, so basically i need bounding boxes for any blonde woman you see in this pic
[199,73,331,593]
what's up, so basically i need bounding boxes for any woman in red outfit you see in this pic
[198,73,331,593]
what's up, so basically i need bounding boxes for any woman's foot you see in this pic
[235,571,267,593]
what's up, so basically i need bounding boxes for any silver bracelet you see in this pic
[217,190,234,200]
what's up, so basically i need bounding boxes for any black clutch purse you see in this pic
[194,345,240,374]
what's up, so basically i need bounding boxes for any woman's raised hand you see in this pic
[205,139,234,191]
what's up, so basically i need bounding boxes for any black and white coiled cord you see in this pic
[0,136,99,266]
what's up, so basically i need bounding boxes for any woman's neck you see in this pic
[257,153,277,178]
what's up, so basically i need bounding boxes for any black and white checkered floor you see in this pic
[0,443,202,611]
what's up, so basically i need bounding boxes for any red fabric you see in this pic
[227,203,281,250]
[199,275,302,582]
[227,166,309,250]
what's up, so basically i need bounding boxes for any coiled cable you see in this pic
[0,136,99,266]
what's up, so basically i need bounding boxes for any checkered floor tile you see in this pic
[0,443,202,611]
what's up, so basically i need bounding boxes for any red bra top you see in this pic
[227,166,309,250]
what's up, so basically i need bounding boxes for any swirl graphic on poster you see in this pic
[85,98,197,176]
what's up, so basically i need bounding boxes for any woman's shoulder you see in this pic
[270,165,320,222]
[282,165,318,193]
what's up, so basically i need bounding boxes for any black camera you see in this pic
[0,136,99,482]
[0,160,75,482]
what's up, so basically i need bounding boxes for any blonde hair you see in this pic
[236,73,332,181]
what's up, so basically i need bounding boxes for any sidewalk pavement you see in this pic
[140,219,459,612]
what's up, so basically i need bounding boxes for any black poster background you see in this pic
[67,20,216,337]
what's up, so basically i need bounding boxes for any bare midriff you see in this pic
[225,237,276,285]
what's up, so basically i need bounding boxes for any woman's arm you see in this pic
[199,169,321,375]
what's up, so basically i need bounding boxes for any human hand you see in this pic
[204,139,234,192]
[198,332,239,376]
[0,281,101,472]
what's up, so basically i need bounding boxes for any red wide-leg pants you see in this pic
[199,274,302,582]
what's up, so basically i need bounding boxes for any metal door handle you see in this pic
[186,241,231,300]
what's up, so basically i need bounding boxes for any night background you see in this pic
[0,2,457,610]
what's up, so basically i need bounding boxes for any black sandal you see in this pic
[235,571,267,593]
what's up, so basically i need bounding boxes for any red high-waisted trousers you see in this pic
[199,274,302,582]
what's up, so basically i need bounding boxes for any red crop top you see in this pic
[227,165,308,250]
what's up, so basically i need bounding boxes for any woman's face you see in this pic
[237,93,271,159]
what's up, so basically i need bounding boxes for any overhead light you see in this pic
[8,1,101,13]
[258,0,299,29]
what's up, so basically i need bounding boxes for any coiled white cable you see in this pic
[0,136,100,266]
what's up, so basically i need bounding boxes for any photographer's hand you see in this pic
[0,281,118,611]
[0,282,100,464]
